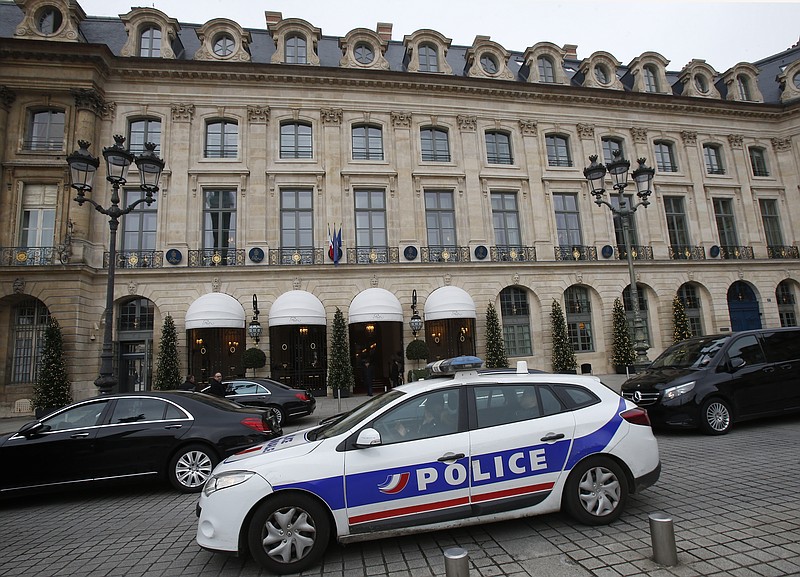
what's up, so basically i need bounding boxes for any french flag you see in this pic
[328,224,342,265]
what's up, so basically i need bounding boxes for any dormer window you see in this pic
[140,26,161,57]
[285,34,307,64]
[36,6,62,34]
[404,30,453,75]
[268,15,320,66]
[354,42,374,65]
[643,65,659,92]
[795,72,800,90]
[538,56,555,83]
[694,74,709,94]
[480,54,498,75]
[213,33,234,57]
[419,43,439,72]
[594,64,610,85]
[194,19,251,62]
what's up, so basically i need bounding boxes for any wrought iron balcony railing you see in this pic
[555,245,598,261]
[345,247,400,264]
[491,245,537,262]
[0,246,57,266]
[767,245,800,259]
[669,245,706,260]
[268,248,325,266]
[104,250,163,269]
[188,249,245,267]
[718,245,754,260]
[616,245,654,260]
[421,246,470,263]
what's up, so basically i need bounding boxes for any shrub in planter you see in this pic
[243,347,267,376]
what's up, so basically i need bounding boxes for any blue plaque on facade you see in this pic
[601,245,614,259]
[710,245,720,258]
[403,246,418,260]
[474,245,488,260]
[249,247,265,263]
[165,249,182,265]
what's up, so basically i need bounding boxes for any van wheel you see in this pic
[563,456,628,525]
[700,398,732,435]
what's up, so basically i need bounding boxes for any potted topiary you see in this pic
[405,338,429,382]
[243,347,267,377]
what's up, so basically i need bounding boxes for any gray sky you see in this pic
[77,0,800,72]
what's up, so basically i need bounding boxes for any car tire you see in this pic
[247,492,331,574]
[563,456,628,525]
[168,444,218,493]
[699,397,732,435]
[266,405,286,427]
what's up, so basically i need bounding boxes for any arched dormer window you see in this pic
[403,30,453,75]
[627,52,671,94]
[678,59,721,99]
[120,8,180,59]
[465,36,514,80]
[579,51,623,90]
[268,15,320,66]
[339,27,390,70]
[777,61,800,103]
[722,63,763,103]
[194,18,251,62]
[13,0,85,42]
[523,42,568,85]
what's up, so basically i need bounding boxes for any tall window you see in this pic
[610,194,639,248]
[205,120,238,158]
[565,286,593,352]
[500,287,532,357]
[678,283,703,336]
[703,144,725,174]
[537,55,555,82]
[654,140,677,172]
[281,189,313,250]
[119,298,155,331]
[737,74,753,101]
[749,146,769,177]
[11,299,50,383]
[713,198,739,249]
[776,281,797,327]
[203,190,236,253]
[280,122,313,159]
[759,199,784,247]
[128,118,161,155]
[491,192,521,247]
[418,43,438,72]
[122,190,157,252]
[425,190,456,247]
[26,109,64,151]
[601,137,624,164]
[553,193,582,247]
[664,196,691,254]
[420,127,450,162]
[20,184,56,248]
[352,124,383,160]
[643,65,659,92]
[485,131,513,164]
[545,134,572,167]
[285,34,307,64]
[139,26,161,57]
[355,190,387,249]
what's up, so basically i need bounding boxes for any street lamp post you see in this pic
[409,289,423,337]
[67,136,164,393]
[248,294,262,344]
[584,150,655,368]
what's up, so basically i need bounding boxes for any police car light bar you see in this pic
[516,361,528,374]
[428,356,484,374]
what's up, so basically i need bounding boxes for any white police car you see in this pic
[196,357,660,574]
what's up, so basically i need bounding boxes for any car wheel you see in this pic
[247,492,330,574]
[168,444,218,493]
[700,397,732,435]
[265,405,286,427]
[563,456,628,525]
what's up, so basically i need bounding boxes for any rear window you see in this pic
[761,330,800,363]
[552,385,600,410]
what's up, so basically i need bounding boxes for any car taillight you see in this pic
[295,392,309,401]
[621,407,651,426]
[241,417,269,433]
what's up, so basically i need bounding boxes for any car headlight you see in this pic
[663,381,695,401]
[203,470,255,497]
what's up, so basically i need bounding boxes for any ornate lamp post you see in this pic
[584,150,655,368]
[66,136,165,393]
[248,294,262,344]
[409,289,423,337]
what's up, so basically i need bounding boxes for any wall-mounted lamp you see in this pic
[409,289,423,338]
[366,324,375,333]
[299,326,309,336]
[248,293,262,344]
[228,340,239,354]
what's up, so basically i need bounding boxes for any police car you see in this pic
[196,357,661,574]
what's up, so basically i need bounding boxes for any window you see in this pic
[759,199,784,247]
[418,43,438,72]
[372,389,459,444]
[491,192,521,247]
[643,65,659,93]
[280,122,313,159]
[203,190,236,254]
[121,190,157,252]
[610,194,639,248]
[545,134,571,167]
[36,7,62,34]
[119,298,155,331]
[205,120,238,159]
[694,73,709,94]
[601,137,624,165]
[776,281,798,327]
[664,196,691,256]
[623,284,651,344]
[20,184,56,249]
[678,283,703,336]
[537,56,555,83]
[111,398,168,424]
[44,400,110,431]
[713,198,739,249]
[352,124,383,160]
[553,193,582,247]
[354,42,374,65]
[565,286,593,352]
[140,26,161,57]
[473,385,562,428]
[281,189,313,250]
[594,65,610,85]
[737,74,753,101]
[26,109,64,151]
[500,287,531,357]
[749,146,769,177]
[11,299,50,383]
[128,118,161,155]
[420,127,450,162]
[213,33,235,57]
[355,190,387,250]
[425,190,456,248]
[703,144,725,175]
[285,34,307,64]
[654,141,677,172]
[480,53,498,75]
[485,131,513,165]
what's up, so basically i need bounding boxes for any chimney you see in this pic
[377,22,392,42]
[563,44,578,60]
[265,11,282,27]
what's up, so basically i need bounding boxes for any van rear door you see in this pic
[760,329,800,411]
[723,334,774,417]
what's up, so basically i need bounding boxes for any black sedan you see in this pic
[0,391,280,496]
[222,378,316,426]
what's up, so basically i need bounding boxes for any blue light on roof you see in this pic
[427,356,484,374]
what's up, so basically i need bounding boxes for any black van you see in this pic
[621,327,800,434]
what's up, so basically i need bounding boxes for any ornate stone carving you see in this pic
[728,134,744,149]
[630,126,648,143]
[13,278,25,294]
[0,85,17,110]
[680,130,697,146]
[771,137,792,152]
[171,103,195,122]
[128,281,138,295]
[247,105,270,124]
[576,123,595,139]
[321,108,343,125]
[519,119,538,136]
[391,111,412,128]
[71,88,106,116]
[212,277,221,292]
[457,115,477,132]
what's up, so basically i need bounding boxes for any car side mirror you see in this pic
[355,428,382,448]
[729,357,746,371]
[18,421,46,437]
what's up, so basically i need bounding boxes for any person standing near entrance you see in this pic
[179,374,197,391]
[362,359,374,396]
[208,372,226,397]
[389,359,401,390]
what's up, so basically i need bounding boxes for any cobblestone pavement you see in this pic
[1,390,799,577]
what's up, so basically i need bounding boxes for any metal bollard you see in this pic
[443,547,469,577]
[649,512,678,566]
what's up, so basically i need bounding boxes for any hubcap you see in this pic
[262,506,317,564]
[578,466,621,517]
[706,402,730,432]
[175,450,213,488]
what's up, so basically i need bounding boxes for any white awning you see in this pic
[268,290,326,326]
[424,286,476,321]
[348,288,403,324]
[185,293,245,330]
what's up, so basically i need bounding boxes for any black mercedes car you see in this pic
[0,391,281,496]
[221,378,316,426]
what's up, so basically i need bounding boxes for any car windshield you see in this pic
[650,336,729,369]
[308,390,404,440]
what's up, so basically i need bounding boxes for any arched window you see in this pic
[601,136,624,164]
[565,286,593,352]
[118,298,155,331]
[485,131,513,164]
[654,140,678,172]
[26,108,64,151]
[36,7,62,34]
[545,134,572,167]
[537,55,555,83]
[678,283,703,336]
[748,146,769,177]
[352,124,383,160]
[280,122,313,159]
[703,143,725,175]
[11,298,50,383]
[777,281,797,327]
[737,74,752,101]
[205,119,238,158]
[420,127,450,162]
[128,117,161,155]
[643,65,659,92]
[285,34,307,64]
[140,26,161,57]
[213,33,235,57]
[500,287,531,356]
[418,43,439,72]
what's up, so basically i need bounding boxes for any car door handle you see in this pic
[70,432,90,438]
[780,363,792,371]
[438,452,465,462]
[164,424,183,430]
[540,433,565,442]
[763,366,775,373]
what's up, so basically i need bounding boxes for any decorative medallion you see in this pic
[710,245,720,258]
[128,254,139,266]
[474,245,488,260]
[211,252,223,264]
[15,251,27,262]
[166,249,182,265]
[601,245,614,259]
[403,246,418,261]
[249,247,265,263]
